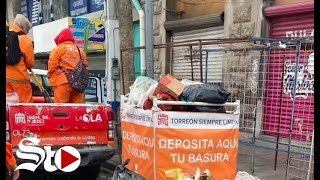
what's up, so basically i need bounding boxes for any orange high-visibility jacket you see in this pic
[6,25,35,82]
[6,141,17,169]
[48,28,88,87]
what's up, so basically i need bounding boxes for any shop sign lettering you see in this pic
[283,58,314,99]
[286,29,314,38]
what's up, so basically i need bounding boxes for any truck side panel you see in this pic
[7,103,113,147]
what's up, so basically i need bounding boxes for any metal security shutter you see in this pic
[87,54,106,70]
[264,2,314,38]
[171,26,224,82]
[263,1,314,140]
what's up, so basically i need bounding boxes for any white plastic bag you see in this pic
[137,83,158,108]
[128,76,158,106]
[181,79,203,87]
[194,168,201,180]
[234,171,260,180]
[6,92,19,103]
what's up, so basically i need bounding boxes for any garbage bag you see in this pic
[129,76,158,106]
[143,98,153,110]
[6,92,19,103]
[181,84,231,113]
[185,106,226,113]
[181,83,230,103]
[112,159,146,180]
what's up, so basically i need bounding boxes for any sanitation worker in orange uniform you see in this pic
[6,14,34,103]
[48,28,88,103]
[6,141,20,180]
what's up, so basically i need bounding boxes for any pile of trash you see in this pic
[165,168,214,180]
[127,74,231,112]
[163,169,260,180]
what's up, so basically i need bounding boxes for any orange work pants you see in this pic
[6,141,16,169]
[6,82,33,103]
[54,83,84,103]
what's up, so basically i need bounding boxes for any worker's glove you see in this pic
[7,164,20,180]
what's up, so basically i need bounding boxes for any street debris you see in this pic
[165,168,214,180]
[234,171,260,180]
[112,159,146,180]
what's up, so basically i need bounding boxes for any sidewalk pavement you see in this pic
[104,144,289,180]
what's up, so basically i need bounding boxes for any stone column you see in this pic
[118,0,135,94]
[223,0,264,134]
[224,0,263,38]
[154,0,166,80]
[7,0,21,25]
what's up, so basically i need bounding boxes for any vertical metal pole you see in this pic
[106,0,121,163]
[285,41,302,180]
[307,130,314,180]
[189,45,194,81]
[146,0,154,78]
[106,0,120,102]
[82,25,90,102]
[84,25,90,54]
[251,104,258,174]
[251,101,258,174]
[274,55,286,171]
[205,51,209,83]
[199,40,203,82]
[120,50,125,94]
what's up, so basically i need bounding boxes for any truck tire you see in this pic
[19,169,46,180]
[76,165,100,180]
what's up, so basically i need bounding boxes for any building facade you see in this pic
[6,0,314,142]
[6,0,106,71]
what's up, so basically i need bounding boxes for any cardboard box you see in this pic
[157,74,185,99]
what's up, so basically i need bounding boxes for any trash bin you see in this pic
[120,95,240,180]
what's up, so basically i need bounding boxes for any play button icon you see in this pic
[54,146,81,172]
[61,149,79,169]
